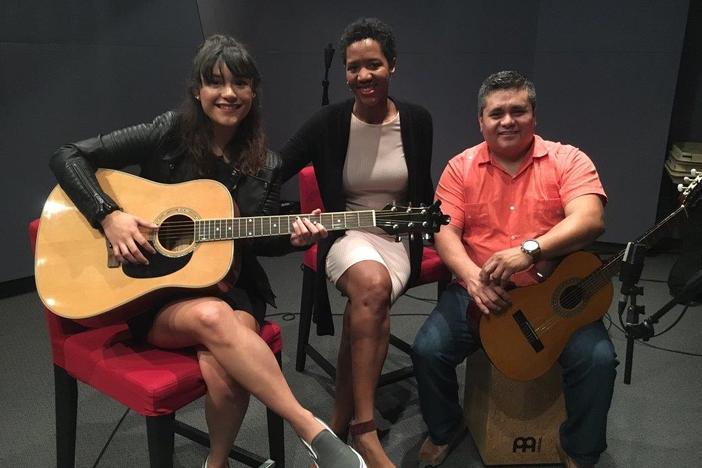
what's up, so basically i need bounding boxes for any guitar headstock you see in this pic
[678,169,702,209]
[376,200,451,239]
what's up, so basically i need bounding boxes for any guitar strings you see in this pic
[530,236,646,336]
[144,211,436,227]
[532,206,682,336]
[527,270,614,337]
[141,211,440,241]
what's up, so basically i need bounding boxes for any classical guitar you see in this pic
[479,171,702,381]
[35,169,449,326]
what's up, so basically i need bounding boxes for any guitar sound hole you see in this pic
[158,215,194,254]
[559,285,584,310]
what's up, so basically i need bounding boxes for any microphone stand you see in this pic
[321,43,334,106]
[618,242,647,384]
[626,269,702,340]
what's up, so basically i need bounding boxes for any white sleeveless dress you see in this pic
[325,112,411,302]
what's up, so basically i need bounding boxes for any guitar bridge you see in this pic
[512,310,544,353]
[106,239,119,268]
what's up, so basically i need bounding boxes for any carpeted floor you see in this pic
[1,251,700,467]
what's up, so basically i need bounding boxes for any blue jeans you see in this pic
[411,283,618,466]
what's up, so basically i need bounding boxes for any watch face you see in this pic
[523,240,539,252]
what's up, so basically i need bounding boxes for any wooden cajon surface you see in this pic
[463,350,566,465]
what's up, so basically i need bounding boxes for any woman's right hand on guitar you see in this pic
[100,210,157,264]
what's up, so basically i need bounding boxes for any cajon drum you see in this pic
[463,350,566,465]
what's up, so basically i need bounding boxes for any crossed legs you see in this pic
[147,296,325,468]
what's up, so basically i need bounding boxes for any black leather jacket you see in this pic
[49,111,289,308]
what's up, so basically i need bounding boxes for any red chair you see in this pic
[29,219,285,468]
[294,166,451,385]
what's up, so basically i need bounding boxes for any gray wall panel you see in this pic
[533,0,688,242]
[0,0,693,283]
[1,1,202,283]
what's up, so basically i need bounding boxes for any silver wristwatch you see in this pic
[520,239,541,261]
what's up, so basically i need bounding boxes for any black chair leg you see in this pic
[267,351,286,467]
[437,278,449,299]
[146,414,175,468]
[54,365,77,468]
[296,265,315,372]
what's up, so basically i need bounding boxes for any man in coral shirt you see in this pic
[412,71,616,468]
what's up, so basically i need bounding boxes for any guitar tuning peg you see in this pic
[410,233,416,242]
[395,235,402,242]
[423,232,432,241]
[691,169,698,176]
[390,202,398,212]
[678,183,685,192]
[684,176,692,183]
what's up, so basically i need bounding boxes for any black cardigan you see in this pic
[280,98,434,335]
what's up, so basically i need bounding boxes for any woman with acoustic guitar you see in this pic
[49,35,366,468]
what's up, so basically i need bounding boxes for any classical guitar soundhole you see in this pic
[158,214,195,254]
[559,285,584,310]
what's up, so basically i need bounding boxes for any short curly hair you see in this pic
[339,17,397,65]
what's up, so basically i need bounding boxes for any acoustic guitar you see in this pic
[35,169,449,327]
[479,171,702,381]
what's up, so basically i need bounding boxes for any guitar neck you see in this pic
[586,204,687,290]
[191,210,379,242]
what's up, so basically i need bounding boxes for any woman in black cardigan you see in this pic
[281,18,433,467]
[50,35,365,468]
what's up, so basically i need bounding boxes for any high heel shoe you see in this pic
[349,420,395,467]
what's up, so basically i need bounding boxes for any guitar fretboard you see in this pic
[193,210,378,242]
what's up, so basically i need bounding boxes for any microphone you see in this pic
[321,43,335,106]
[324,43,335,69]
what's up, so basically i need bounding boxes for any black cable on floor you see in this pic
[636,340,702,357]
[91,408,130,468]
[652,304,690,337]
[605,312,702,357]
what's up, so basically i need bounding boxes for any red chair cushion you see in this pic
[303,243,318,270]
[414,247,452,286]
[298,166,325,214]
[61,321,281,417]
[63,324,205,416]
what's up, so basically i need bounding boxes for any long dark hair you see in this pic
[177,35,266,176]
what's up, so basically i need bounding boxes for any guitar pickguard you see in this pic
[122,248,193,279]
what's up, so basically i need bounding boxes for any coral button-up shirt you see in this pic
[435,135,607,287]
